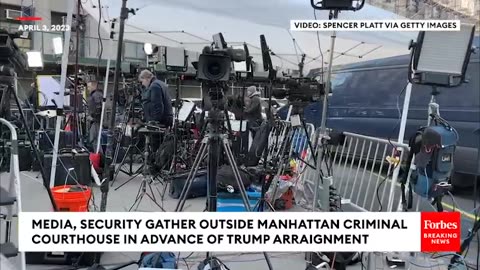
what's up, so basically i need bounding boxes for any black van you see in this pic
[279,37,479,187]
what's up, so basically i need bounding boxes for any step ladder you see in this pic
[0,118,26,270]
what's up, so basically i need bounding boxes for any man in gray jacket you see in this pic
[244,85,263,127]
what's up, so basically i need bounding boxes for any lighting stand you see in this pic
[174,93,274,270]
[169,74,182,173]
[425,86,453,212]
[5,73,58,211]
[95,18,116,154]
[101,0,135,212]
[310,9,337,216]
[49,0,74,188]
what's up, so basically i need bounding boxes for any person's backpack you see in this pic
[139,252,177,269]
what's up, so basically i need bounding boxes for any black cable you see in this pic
[376,175,388,212]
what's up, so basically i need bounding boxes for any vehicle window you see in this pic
[330,68,406,107]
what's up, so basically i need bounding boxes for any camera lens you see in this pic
[207,62,222,77]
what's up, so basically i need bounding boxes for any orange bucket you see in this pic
[51,185,92,212]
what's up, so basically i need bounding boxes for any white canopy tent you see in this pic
[82,0,417,72]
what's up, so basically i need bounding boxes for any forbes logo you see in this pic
[420,212,461,252]
[423,220,458,230]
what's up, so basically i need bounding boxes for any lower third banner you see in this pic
[18,211,461,252]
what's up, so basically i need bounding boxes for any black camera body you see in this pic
[0,29,28,77]
[195,33,246,82]
[272,77,325,103]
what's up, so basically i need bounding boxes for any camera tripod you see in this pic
[174,105,274,270]
[124,125,166,212]
[111,95,144,185]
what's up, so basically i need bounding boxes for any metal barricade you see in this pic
[330,132,409,212]
[0,118,26,270]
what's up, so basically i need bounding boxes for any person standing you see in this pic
[244,85,263,128]
[138,70,173,127]
[87,80,103,151]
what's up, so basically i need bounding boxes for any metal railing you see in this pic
[0,118,26,270]
[330,131,409,212]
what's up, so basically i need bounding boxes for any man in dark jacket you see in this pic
[87,80,103,150]
[139,70,173,127]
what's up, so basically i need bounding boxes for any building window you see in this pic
[51,11,67,26]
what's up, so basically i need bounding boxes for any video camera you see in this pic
[0,29,27,80]
[272,77,324,103]
[195,33,246,82]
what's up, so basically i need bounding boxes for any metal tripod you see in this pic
[111,94,144,185]
[126,128,165,212]
[174,108,274,270]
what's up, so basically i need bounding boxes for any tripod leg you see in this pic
[223,139,276,270]
[114,171,140,191]
[175,139,209,212]
[145,180,165,211]
[221,138,251,211]
[112,144,133,184]
[128,181,144,212]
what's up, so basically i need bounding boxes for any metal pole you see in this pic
[96,28,114,154]
[101,0,128,212]
[311,27,336,212]
[72,0,80,147]
[307,13,337,267]
[49,0,74,188]
[386,82,412,212]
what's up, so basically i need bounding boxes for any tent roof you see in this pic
[83,0,417,72]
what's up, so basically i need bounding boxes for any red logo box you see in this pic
[420,212,461,252]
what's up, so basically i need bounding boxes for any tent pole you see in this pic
[49,0,75,188]
[101,0,128,212]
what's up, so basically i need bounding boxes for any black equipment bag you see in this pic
[18,141,33,171]
[169,169,208,199]
[26,252,100,267]
[400,127,425,211]
[231,121,250,162]
[42,150,91,187]
[217,165,253,193]
[37,130,73,152]
[154,134,175,171]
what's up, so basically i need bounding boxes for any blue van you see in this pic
[279,37,479,187]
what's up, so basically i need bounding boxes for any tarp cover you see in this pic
[83,0,417,72]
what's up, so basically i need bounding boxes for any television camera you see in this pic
[272,77,324,104]
[0,29,28,78]
[195,33,246,85]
